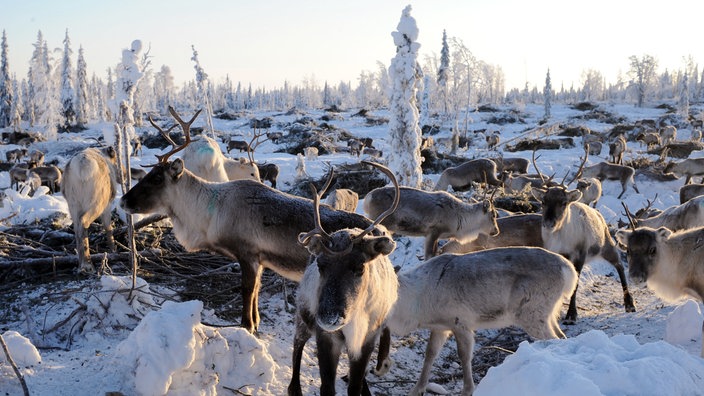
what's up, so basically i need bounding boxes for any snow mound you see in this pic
[0,330,41,367]
[666,299,703,346]
[475,330,704,396]
[112,300,281,396]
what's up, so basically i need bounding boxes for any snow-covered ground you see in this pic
[1,102,704,395]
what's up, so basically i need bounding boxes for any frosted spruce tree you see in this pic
[387,4,423,188]
[60,29,76,130]
[437,29,450,117]
[678,70,689,117]
[544,69,552,120]
[75,46,89,128]
[153,65,175,116]
[191,45,215,137]
[29,31,60,140]
[0,30,12,128]
[10,77,22,131]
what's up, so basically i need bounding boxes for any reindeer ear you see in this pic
[656,227,673,240]
[169,158,185,179]
[614,229,631,246]
[365,236,396,257]
[531,188,545,201]
[567,189,582,202]
[301,234,325,256]
[239,157,247,164]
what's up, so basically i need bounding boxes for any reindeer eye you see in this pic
[648,246,656,256]
[353,263,365,277]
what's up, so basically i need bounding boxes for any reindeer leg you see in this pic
[603,244,636,312]
[288,312,312,396]
[373,327,392,376]
[348,336,376,396]
[409,330,450,396]
[317,330,343,396]
[563,252,585,324]
[239,259,262,333]
[100,208,115,253]
[454,329,476,396]
[424,231,441,260]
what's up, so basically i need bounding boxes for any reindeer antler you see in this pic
[621,202,637,230]
[297,168,336,248]
[351,161,400,242]
[149,106,202,164]
[532,149,546,186]
[148,115,178,148]
[564,146,589,186]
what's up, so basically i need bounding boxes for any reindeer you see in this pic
[9,163,35,191]
[660,125,677,144]
[304,146,319,161]
[23,169,42,196]
[624,196,704,232]
[325,188,359,212]
[131,136,143,157]
[364,187,499,259]
[361,147,382,158]
[664,158,704,185]
[494,156,530,174]
[438,213,543,254]
[585,141,602,156]
[62,146,119,272]
[377,247,578,396]
[691,128,702,143]
[635,131,661,149]
[615,226,704,357]
[256,162,279,188]
[5,148,27,163]
[580,161,639,199]
[680,183,704,204]
[532,186,636,323]
[29,165,63,194]
[28,149,45,166]
[434,158,501,191]
[289,167,399,396]
[575,177,602,207]
[154,116,260,183]
[608,135,627,164]
[486,131,500,150]
[347,139,365,157]
[265,131,283,144]
[120,107,380,333]
[226,139,251,153]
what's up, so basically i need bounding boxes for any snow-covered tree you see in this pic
[10,76,22,131]
[437,29,450,117]
[75,45,89,128]
[191,45,214,137]
[60,29,76,130]
[112,39,145,152]
[628,54,658,107]
[29,31,59,139]
[678,69,689,117]
[153,65,175,115]
[544,69,552,120]
[0,30,12,128]
[387,5,423,188]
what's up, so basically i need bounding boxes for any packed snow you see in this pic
[1,102,704,395]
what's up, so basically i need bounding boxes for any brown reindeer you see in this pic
[120,107,380,333]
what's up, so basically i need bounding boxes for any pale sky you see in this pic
[1,0,703,91]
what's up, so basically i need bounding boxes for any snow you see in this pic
[1,102,704,395]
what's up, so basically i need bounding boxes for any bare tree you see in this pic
[628,54,658,107]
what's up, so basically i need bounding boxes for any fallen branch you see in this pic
[113,214,168,237]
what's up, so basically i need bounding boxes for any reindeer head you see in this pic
[615,227,671,285]
[120,106,201,214]
[532,186,582,230]
[298,161,399,332]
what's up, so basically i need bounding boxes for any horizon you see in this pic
[2,0,703,92]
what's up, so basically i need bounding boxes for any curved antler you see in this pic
[351,161,400,242]
[297,169,336,248]
[148,115,178,147]
[564,146,589,186]
[532,149,546,186]
[154,106,202,163]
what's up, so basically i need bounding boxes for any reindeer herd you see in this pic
[3,105,704,395]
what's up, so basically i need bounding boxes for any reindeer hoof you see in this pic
[372,358,394,376]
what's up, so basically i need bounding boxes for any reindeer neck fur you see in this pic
[541,202,599,252]
[164,170,223,251]
[454,201,489,242]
